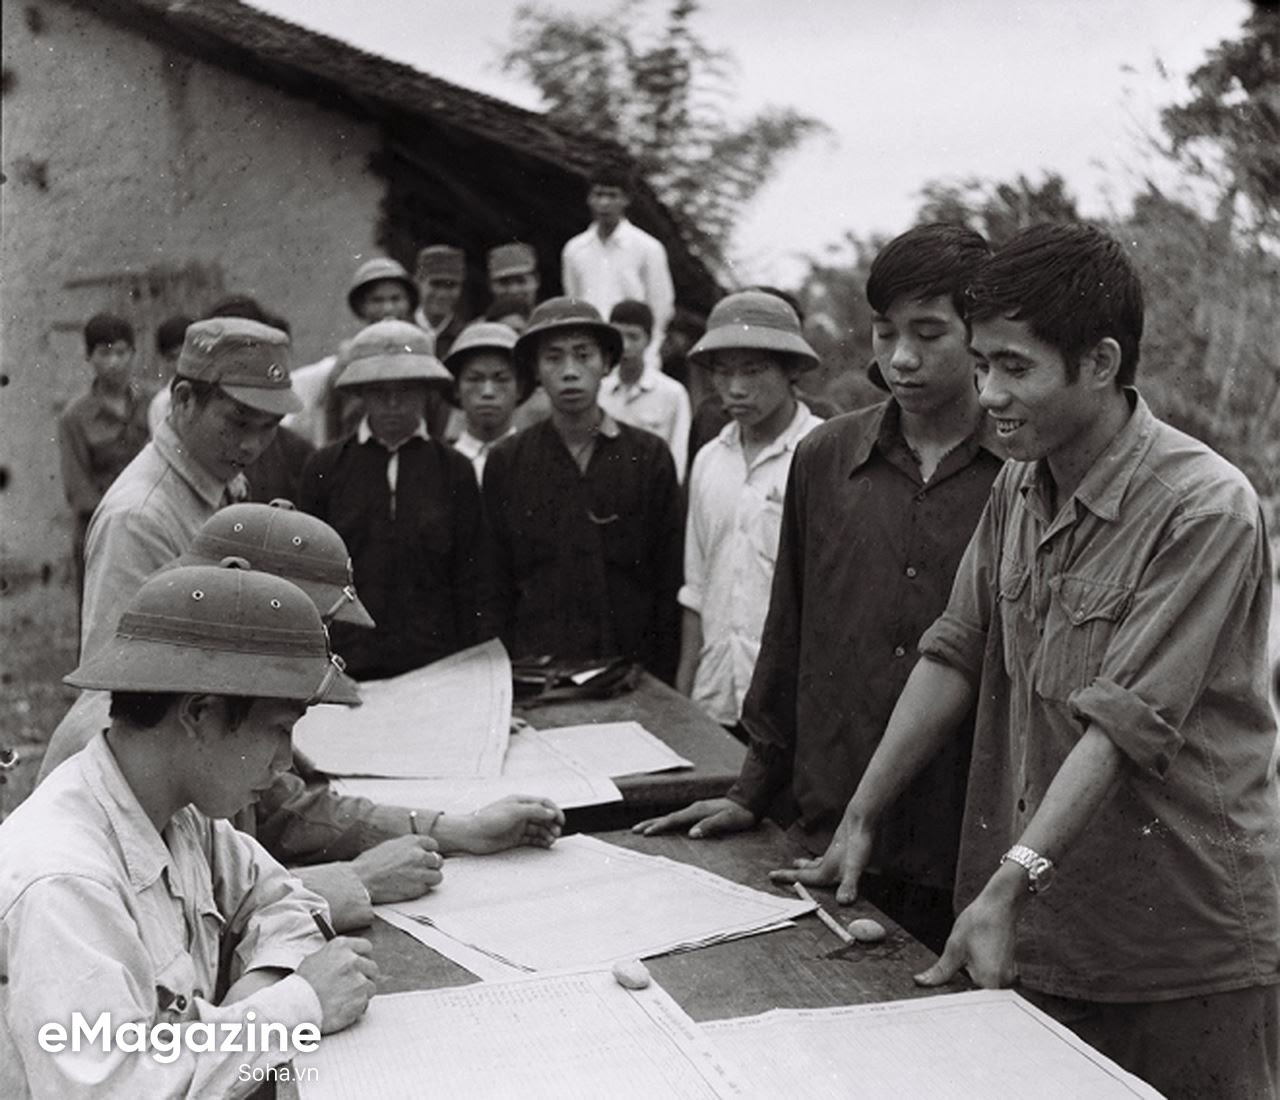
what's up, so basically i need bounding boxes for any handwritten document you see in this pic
[332,727,622,812]
[702,990,1165,1099]
[386,834,812,972]
[293,639,511,778]
[296,970,750,1100]
[535,721,693,777]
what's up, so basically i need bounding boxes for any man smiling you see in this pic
[80,317,299,662]
[780,224,1279,1098]
[638,226,999,951]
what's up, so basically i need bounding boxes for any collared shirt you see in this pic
[454,426,517,485]
[57,381,149,518]
[680,404,822,724]
[561,218,675,343]
[413,307,463,360]
[356,416,431,510]
[729,401,1004,888]
[598,363,693,482]
[482,415,684,682]
[921,393,1280,1001]
[80,418,233,662]
[0,733,324,1098]
[300,426,488,679]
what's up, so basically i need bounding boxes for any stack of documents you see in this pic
[296,980,1162,1099]
[382,834,813,978]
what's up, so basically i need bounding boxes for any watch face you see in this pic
[1029,858,1055,894]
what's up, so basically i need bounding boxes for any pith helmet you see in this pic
[514,297,623,377]
[346,257,419,317]
[444,322,531,401]
[688,290,819,372]
[174,501,374,628]
[334,320,452,389]
[176,317,302,415]
[66,564,360,706]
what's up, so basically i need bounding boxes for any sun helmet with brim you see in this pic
[513,297,623,378]
[347,257,420,317]
[176,317,302,416]
[171,500,375,628]
[688,290,819,372]
[443,321,532,403]
[66,564,360,706]
[334,319,452,389]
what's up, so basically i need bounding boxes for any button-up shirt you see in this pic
[921,393,1280,1001]
[81,418,234,662]
[729,401,1004,888]
[0,734,325,1098]
[561,218,675,344]
[680,404,822,724]
[598,363,693,482]
[482,415,683,682]
[454,426,517,485]
[56,381,150,519]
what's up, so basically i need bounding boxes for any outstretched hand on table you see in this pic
[434,795,565,855]
[631,797,756,839]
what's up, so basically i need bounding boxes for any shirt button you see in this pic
[905,566,917,578]
[893,645,906,657]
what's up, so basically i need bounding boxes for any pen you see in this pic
[312,911,338,941]
[792,882,856,947]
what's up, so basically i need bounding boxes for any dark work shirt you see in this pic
[246,426,315,506]
[57,381,150,518]
[729,401,1004,889]
[482,417,683,682]
[299,432,487,679]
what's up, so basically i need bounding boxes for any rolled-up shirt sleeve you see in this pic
[1068,507,1268,781]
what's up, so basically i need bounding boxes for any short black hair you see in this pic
[748,286,806,325]
[156,315,193,357]
[84,313,135,355]
[206,295,269,323]
[965,222,1144,386]
[609,299,654,335]
[589,164,633,193]
[866,223,991,319]
[110,691,255,730]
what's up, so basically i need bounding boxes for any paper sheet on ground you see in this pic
[296,970,750,1100]
[332,727,622,812]
[385,834,812,973]
[533,720,693,777]
[293,639,511,777]
[701,989,1165,1099]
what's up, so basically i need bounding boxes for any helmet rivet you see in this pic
[292,536,303,546]
[270,598,282,609]
[233,523,244,532]
[192,590,204,600]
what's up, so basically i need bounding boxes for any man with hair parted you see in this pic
[775,223,1279,1099]
[638,225,1002,953]
[1,563,375,1097]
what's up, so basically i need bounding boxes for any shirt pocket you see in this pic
[749,494,785,566]
[1036,574,1133,702]
[997,562,1033,679]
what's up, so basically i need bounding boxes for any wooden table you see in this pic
[517,672,747,830]
[365,822,942,1021]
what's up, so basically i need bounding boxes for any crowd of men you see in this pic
[3,160,1276,1098]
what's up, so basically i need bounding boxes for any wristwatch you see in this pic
[1000,844,1056,894]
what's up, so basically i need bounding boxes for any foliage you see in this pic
[500,0,829,264]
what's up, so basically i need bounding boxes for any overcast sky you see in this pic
[254,0,1249,283]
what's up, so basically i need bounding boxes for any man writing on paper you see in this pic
[775,224,1280,1099]
[1,564,376,1097]
[39,502,565,931]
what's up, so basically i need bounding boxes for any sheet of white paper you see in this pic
[387,834,812,972]
[535,721,693,777]
[702,990,1165,1099]
[331,727,622,811]
[296,970,751,1100]
[293,639,511,777]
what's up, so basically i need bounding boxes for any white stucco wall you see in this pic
[0,0,386,650]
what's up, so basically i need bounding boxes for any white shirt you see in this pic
[454,426,516,484]
[357,416,429,517]
[597,363,692,482]
[561,218,675,347]
[678,404,823,724]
